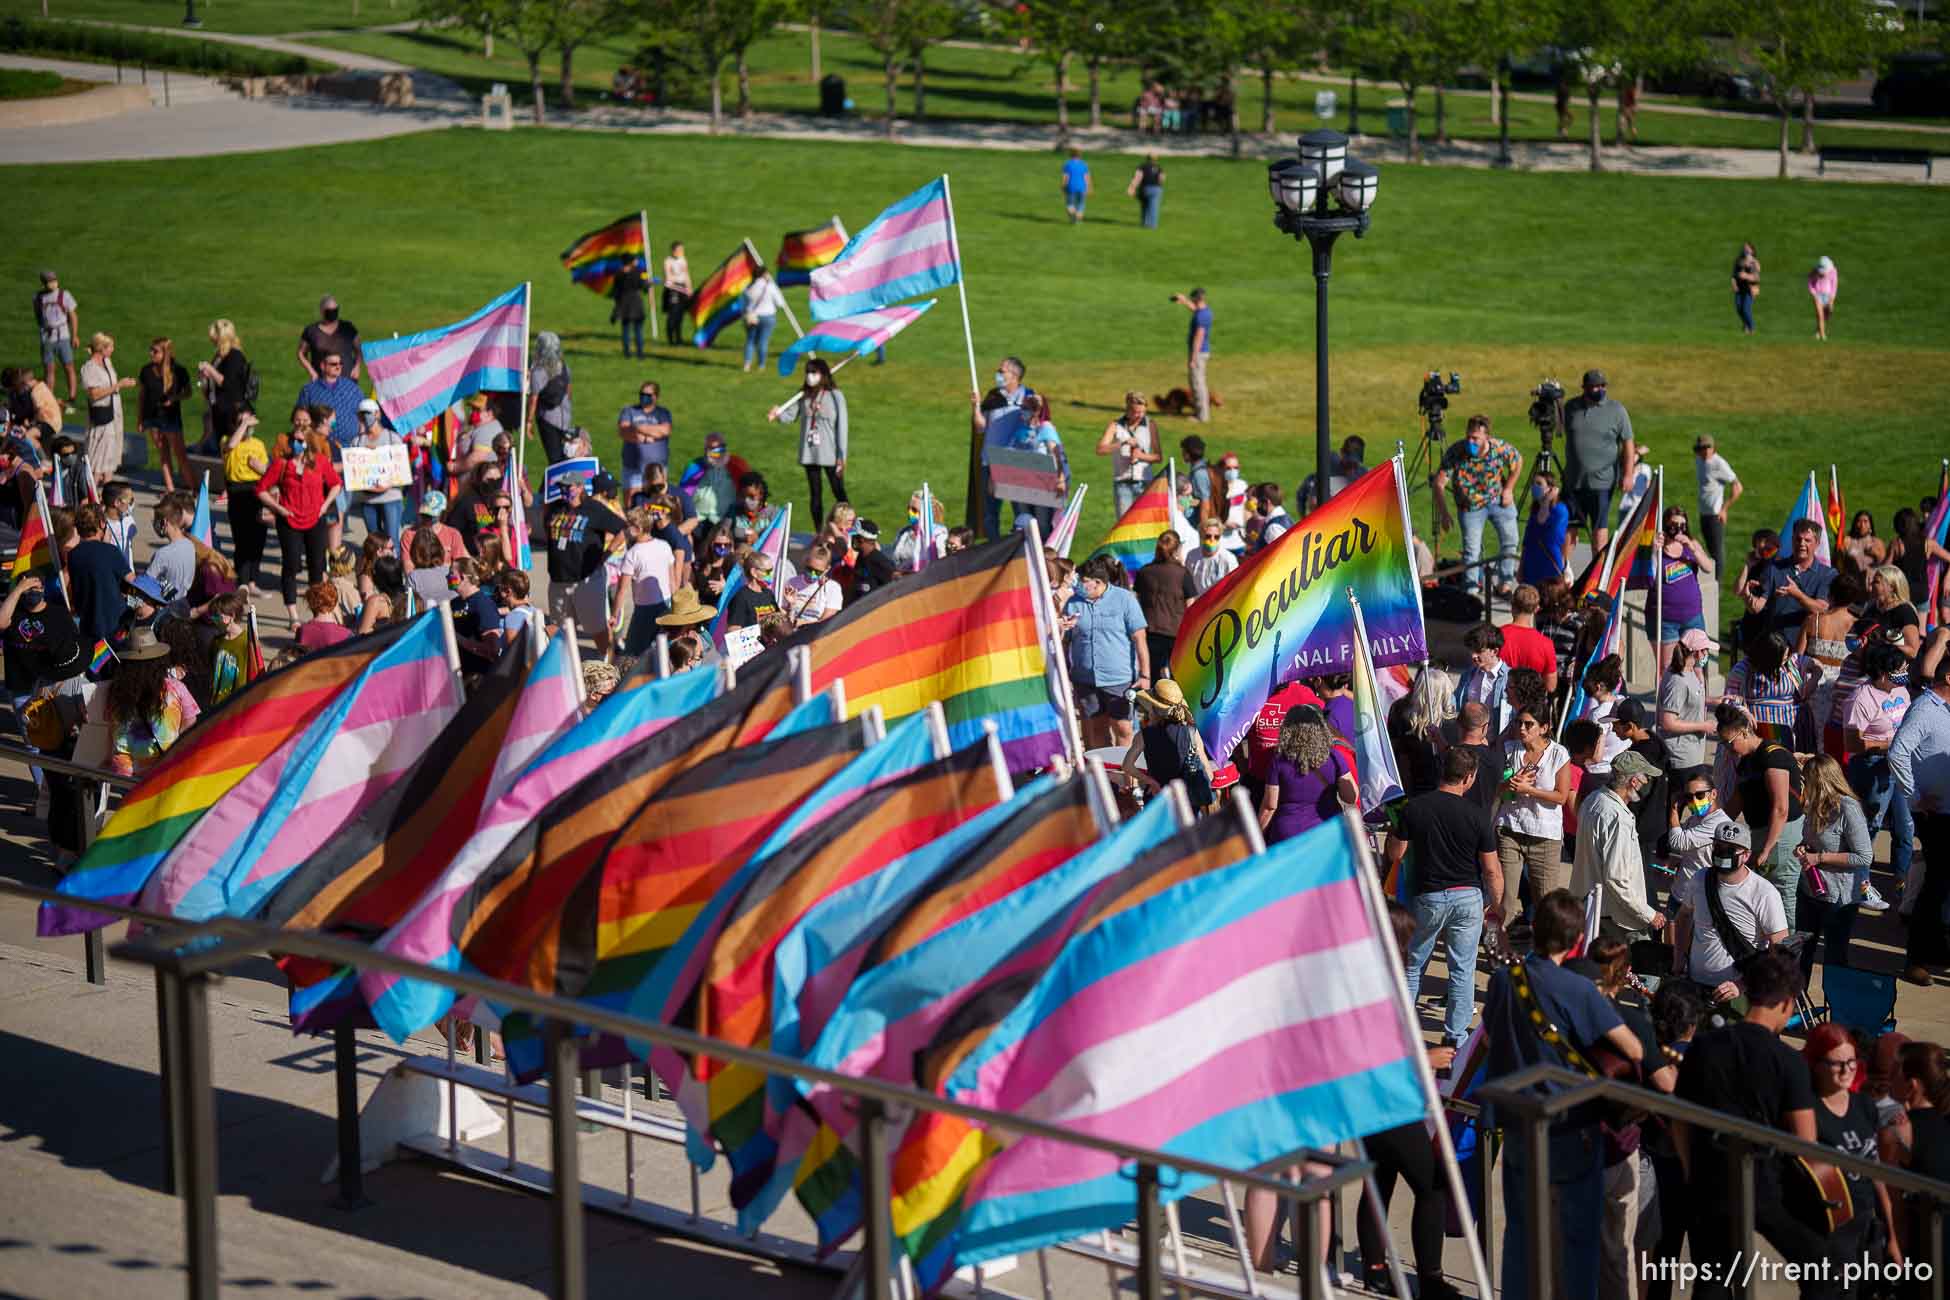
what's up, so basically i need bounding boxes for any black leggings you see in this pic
[227,484,268,588]
[1357,1121,1448,1288]
[275,516,328,606]
[803,463,847,530]
[662,289,690,345]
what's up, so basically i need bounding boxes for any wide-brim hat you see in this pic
[121,625,170,661]
[657,587,716,627]
[1134,678,1188,714]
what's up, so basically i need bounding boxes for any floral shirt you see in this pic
[110,676,201,776]
[1439,438,1520,510]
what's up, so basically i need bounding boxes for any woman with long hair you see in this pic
[197,318,252,445]
[257,428,341,627]
[1496,704,1575,921]
[1802,570,1863,743]
[1840,510,1885,577]
[526,330,573,463]
[357,555,409,633]
[1725,630,1818,752]
[1894,1042,1950,1277]
[1387,665,1454,797]
[1123,679,1215,812]
[1856,564,1922,659]
[187,538,236,612]
[104,628,200,776]
[406,526,452,608]
[222,411,271,597]
[1654,504,1712,677]
[1844,640,1912,920]
[1888,507,1930,599]
[1258,704,1356,843]
[1132,530,1195,681]
[787,357,848,527]
[1801,1023,1902,1278]
[137,335,194,491]
[1793,754,1871,979]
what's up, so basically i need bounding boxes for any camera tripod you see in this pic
[1404,413,1453,545]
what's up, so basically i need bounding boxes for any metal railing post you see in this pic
[1929,1201,1945,1300]
[154,969,178,1195]
[859,1098,894,1300]
[84,924,105,983]
[1523,1115,1552,1300]
[332,1023,369,1209]
[1295,1183,1327,1300]
[548,1023,586,1300]
[1729,1137,1756,1299]
[1479,1123,1498,1290]
[1134,1163,1163,1300]
[166,968,219,1300]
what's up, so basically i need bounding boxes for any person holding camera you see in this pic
[1562,369,1636,557]
[1170,289,1212,423]
[1433,415,1523,600]
[1096,391,1161,515]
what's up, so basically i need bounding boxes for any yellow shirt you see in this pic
[224,436,268,484]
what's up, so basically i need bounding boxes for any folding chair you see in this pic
[1819,965,1899,1036]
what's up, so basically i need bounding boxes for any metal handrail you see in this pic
[0,739,139,789]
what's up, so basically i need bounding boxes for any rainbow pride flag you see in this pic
[10,482,56,594]
[774,218,848,288]
[39,619,428,935]
[1170,458,1426,762]
[560,212,648,297]
[689,242,763,348]
[1087,471,1174,579]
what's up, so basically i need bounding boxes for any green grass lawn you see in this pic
[4,128,1947,635]
[0,66,82,97]
[0,0,400,34]
[309,25,1950,155]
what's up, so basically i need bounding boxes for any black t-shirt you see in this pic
[1852,601,1919,644]
[67,539,129,647]
[1139,162,1163,188]
[136,360,192,428]
[300,320,362,371]
[1813,1089,1880,1220]
[1396,789,1496,893]
[1453,741,1502,819]
[3,591,83,691]
[1676,1022,1816,1195]
[611,268,649,322]
[724,582,778,630]
[1736,741,1804,826]
[654,522,694,566]
[1387,707,1442,797]
[544,499,625,583]
[451,587,503,674]
[853,547,897,600]
[1910,1108,1950,1185]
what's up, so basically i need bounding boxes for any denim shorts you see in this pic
[1660,614,1705,642]
[41,336,73,366]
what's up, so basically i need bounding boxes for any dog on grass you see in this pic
[1151,387,1224,416]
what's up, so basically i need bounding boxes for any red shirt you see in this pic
[263,456,343,531]
[1498,622,1557,678]
[1246,680,1324,781]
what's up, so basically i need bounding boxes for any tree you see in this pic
[639,0,785,130]
[421,0,560,123]
[1244,0,1330,135]
[1551,0,1705,171]
[1735,0,1906,177]
[551,0,613,110]
[1341,0,1471,160]
[851,0,953,137]
[901,0,958,119]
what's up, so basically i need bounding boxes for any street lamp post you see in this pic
[1269,130,1380,510]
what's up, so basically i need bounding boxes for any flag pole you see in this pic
[767,351,861,423]
[435,600,465,696]
[746,238,805,340]
[939,174,979,397]
[515,281,533,487]
[1653,466,1664,684]
[1022,517,1086,766]
[641,210,658,342]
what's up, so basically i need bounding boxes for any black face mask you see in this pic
[321,307,340,323]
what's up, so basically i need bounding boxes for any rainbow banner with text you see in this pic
[1170,458,1426,761]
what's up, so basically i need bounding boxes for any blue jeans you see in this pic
[1501,1124,1604,1300]
[620,318,644,356]
[1848,752,1913,885]
[1404,886,1483,1044]
[743,315,777,370]
[1734,290,1755,332]
[1113,479,1145,516]
[1461,500,1519,593]
[1139,183,1162,228]
[360,498,403,547]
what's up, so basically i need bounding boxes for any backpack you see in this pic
[536,367,570,412]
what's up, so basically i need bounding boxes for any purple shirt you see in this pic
[1267,748,1352,843]
[1324,694,1357,747]
[1659,541,1705,625]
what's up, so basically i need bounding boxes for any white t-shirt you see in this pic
[785,574,842,625]
[1109,417,1156,483]
[1696,452,1739,514]
[1187,548,1236,595]
[1683,866,1788,986]
[36,288,75,341]
[1496,740,1572,839]
[79,356,121,431]
[618,537,675,608]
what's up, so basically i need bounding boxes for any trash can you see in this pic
[820,74,846,116]
[1386,99,1408,136]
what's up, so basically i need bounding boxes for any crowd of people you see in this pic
[8,288,1950,1291]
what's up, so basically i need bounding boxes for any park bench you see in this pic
[1817,145,1936,178]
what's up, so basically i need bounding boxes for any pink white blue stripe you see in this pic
[364,285,528,436]
[941,817,1426,1272]
[135,614,459,922]
[362,662,721,1042]
[777,300,937,376]
[191,474,214,549]
[1779,470,1831,568]
[1048,484,1086,559]
[810,181,960,323]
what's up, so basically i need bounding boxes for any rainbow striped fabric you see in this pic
[10,483,54,592]
[135,613,460,924]
[775,300,936,377]
[1086,471,1174,579]
[811,178,961,322]
[939,816,1426,1277]
[1170,459,1427,762]
[774,218,848,288]
[777,532,1067,777]
[560,213,647,296]
[364,285,528,436]
[39,619,426,936]
[688,243,763,348]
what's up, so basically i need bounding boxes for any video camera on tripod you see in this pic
[1528,378,1565,474]
[1419,369,1462,429]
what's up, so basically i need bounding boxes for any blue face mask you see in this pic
[1466,441,1484,459]
[1531,483,1547,502]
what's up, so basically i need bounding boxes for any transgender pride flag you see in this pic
[811,179,961,323]
[365,284,528,435]
[776,299,936,376]
[940,815,1428,1275]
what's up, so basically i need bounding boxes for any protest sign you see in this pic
[543,457,601,504]
[341,445,413,493]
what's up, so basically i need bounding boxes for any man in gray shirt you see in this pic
[1562,368,1635,555]
[145,492,196,602]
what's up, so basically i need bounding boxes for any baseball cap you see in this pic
[1711,821,1752,855]
[1612,698,1652,730]
[591,472,619,496]
[1611,748,1661,779]
[357,398,380,416]
[1693,434,1716,451]
[1680,628,1720,654]
[40,269,57,284]
[419,489,448,516]
[1582,369,1607,388]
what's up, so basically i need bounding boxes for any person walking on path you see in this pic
[1692,434,1741,570]
[78,332,133,488]
[33,269,79,409]
[661,242,692,347]
[1808,255,1839,341]
[1060,148,1092,222]
[740,269,785,374]
[611,255,650,360]
[1731,242,1761,334]
[297,295,362,383]
[1171,288,1213,423]
[1126,154,1165,228]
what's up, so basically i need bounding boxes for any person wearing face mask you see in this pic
[786,358,848,527]
[677,432,747,527]
[891,491,948,572]
[1561,369,1636,557]
[968,357,1035,541]
[615,506,676,655]
[298,295,361,383]
[728,471,777,548]
[784,542,843,626]
[1672,820,1790,1011]
[615,381,672,494]
[257,431,342,627]
[349,399,405,547]
[1187,519,1236,596]
[1519,470,1572,586]
[655,585,718,667]
[1664,774,1734,924]
[1214,451,1249,551]
[448,461,506,558]
[1433,414,1523,600]
[1657,628,1722,778]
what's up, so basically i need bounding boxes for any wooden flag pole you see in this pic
[745,238,805,340]
[641,210,658,342]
